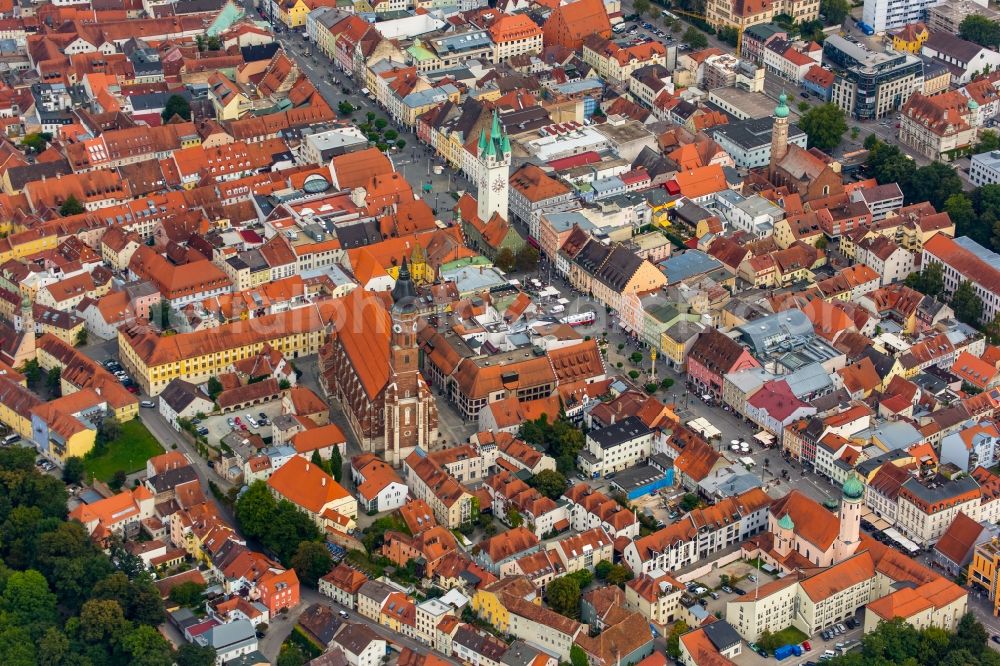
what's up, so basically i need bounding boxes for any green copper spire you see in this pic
[842,476,864,501]
[483,133,496,158]
[477,128,487,155]
[778,513,794,530]
[775,92,789,119]
[500,133,510,155]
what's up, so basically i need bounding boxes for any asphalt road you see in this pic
[264,21,476,213]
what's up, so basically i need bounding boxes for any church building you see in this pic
[318,260,440,466]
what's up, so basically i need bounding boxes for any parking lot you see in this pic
[198,399,286,446]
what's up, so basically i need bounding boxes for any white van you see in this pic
[2,434,19,445]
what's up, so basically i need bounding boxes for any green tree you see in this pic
[515,245,539,271]
[680,493,700,511]
[960,14,1000,49]
[395,139,406,151]
[290,540,334,587]
[546,575,581,618]
[79,598,128,643]
[630,351,643,364]
[606,564,633,587]
[207,376,223,400]
[330,445,342,483]
[495,247,516,272]
[35,627,69,666]
[21,132,48,154]
[0,570,58,638]
[851,127,860,141]
[374,118,388,130]
[168,580,206,608]
[799,103,848,151]
[278,644,309,666]
[867,141,915,187]
[759,628,780,652]
[74,327,88,346]
[633,0,650,15]
[506,507,524,527]
[976,129,1000,154]
[904,261,945,299]
[177,643,218,666]
[717,26,739,46]
[595,560,613,580]
[338,101,354,116]
[952,280,984,325]
[667,620,689,658]
[62,456,84,484]
[906,161,964,211]
[235,480,278,538]
[820,0,850,23]
[109,469,128,491]
[528,469,568,499]
[570,644,588,666]
[59,195,84,217]
[121,624,174,666]
[98,414,120,444]
[162,94,192,122]
[384,129,399,141]
[683,26,708,48]
[945,193,977,238]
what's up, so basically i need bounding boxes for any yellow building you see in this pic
[119,303,332,396]
[891,23,929,54]
[0,377,39,440]
[0,228,58,263]
[30,389,105,463]
[471,577,539,633]
[971,539,1000,615]
[277,0,310,27]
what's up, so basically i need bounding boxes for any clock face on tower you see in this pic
[492,177,505,192]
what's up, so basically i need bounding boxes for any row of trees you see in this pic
[0,446,215,665]
[830,615,998,665]
[865,137,965,211]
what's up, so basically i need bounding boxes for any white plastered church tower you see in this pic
[476,110,511,223]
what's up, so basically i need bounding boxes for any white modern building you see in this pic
[970,150,1000,186]
[863,0,937,33]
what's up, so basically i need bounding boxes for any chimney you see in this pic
[322,477,326,486]
[305,463,310,471]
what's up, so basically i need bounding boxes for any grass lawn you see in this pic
[772,626,809,646]
[83,420,164,482]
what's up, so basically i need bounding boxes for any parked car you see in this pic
[836,623,847,634]
[234,417,242,426]
[845,618,856,629]
[140,400,155,408]
[747,574,757,583]
[339,610,349,618]
[802,641,812,651]
[732,587,746,596]
[721,585,732,593]
[709,592,719,600]
[227,418,235,428]
[258,412,268,422]
[992,635,1000,644]
[196,427,209,436]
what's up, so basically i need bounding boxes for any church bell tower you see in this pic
[384,258,439,466]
